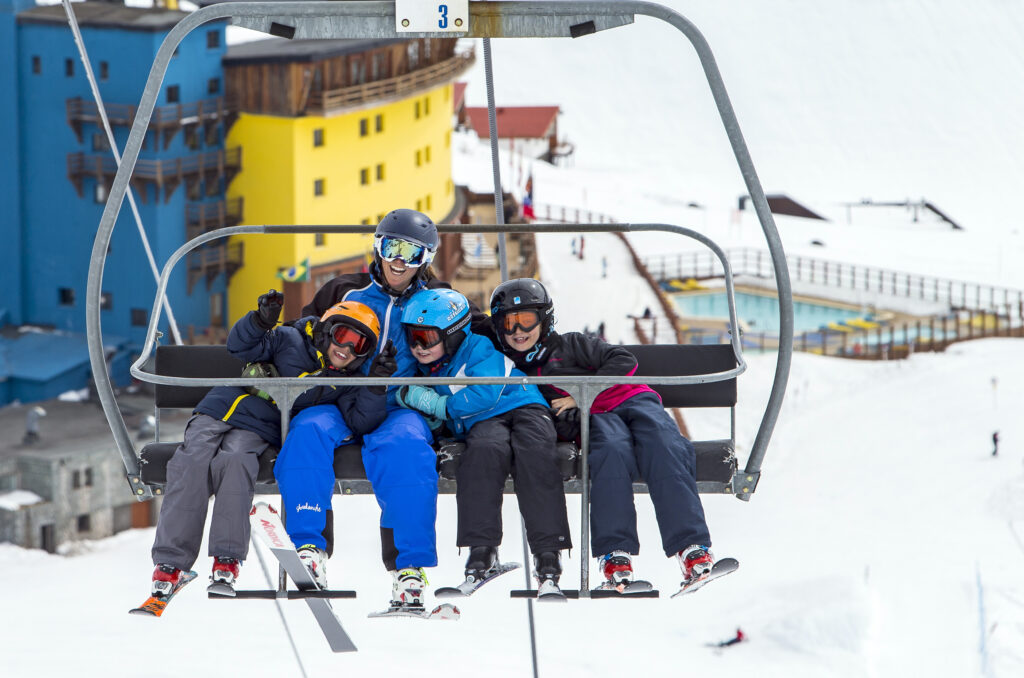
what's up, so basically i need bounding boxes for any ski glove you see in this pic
[397,385,449,421]
[366,340,398,395]
[255,289,284,330]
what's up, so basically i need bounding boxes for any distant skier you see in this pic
[992,431,1000,457]
[717,628,746,647]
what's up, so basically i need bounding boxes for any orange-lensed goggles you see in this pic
[500,310,542,335]
[330,324,373,356]
[406,326,443,350]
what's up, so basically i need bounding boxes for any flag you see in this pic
[277,257,310,283]
[522,172,535,219]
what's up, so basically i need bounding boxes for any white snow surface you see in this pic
[4,2,1024,676]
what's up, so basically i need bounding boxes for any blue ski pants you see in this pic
[588,393,711,558]
[273,405,439,569]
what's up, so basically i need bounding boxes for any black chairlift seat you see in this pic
[137,342,739,495]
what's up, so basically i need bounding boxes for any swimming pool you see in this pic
[672,290,864,334]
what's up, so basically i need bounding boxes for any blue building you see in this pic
[0,2,238,403]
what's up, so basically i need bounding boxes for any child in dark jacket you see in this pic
[148,291,393,597]
[490,278,716,592]
[395,288,571,597]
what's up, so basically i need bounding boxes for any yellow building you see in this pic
[223,38,474,321]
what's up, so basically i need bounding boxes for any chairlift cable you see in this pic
[60,0,184,346]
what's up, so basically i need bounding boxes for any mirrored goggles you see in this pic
[406,326,443,350]
[330,324,374,356]
[375,236,432,268]
[500,310,543,335]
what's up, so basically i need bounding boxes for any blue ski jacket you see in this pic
[193,311,386,447]
[415,331,549,438]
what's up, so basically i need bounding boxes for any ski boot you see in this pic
[677,544,714,586]
[151,564,181,598]
[533,551,565,601]
[208,556,240,596]
[391,567,428,608]
[464,546,498,583]
[600,550,633,588]
[297,544,328,589]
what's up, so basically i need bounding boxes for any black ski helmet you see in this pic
[375,209,439,250]
[489,278,555,346]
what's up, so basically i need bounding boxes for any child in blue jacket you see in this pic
[396,288,571,595]
[147,292,393,597]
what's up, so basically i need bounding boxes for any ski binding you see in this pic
[671,557,739,598]
[435,562,521,598]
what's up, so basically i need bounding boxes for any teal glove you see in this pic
[397,385,449,421]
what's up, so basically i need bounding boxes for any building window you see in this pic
[166,85,180,104]
[59,288,75,306]
[207,77,220,95]
[65,58,74,77]
[359,168,369,186]
[407,41,419,69]
[313,128,324,147]
[205,176,221,197]
[84,468,94,487]
[31,56,41,74]
[371,52,388,80]
[414,101,421,119]
[92,132,109,152]
[207,30,220,49]
[349,57,365,85]
[314,179,325,196]
[375,163,385,181]
[72,470,81,489]
[425,145,431,163]
[186,179,202,201]
[426,194,432,211]
[210,293,224,327]
[205,124,219,147]
[100,61,108,81]
[131,308,148,326]
[360,218,371,226]
[415,150,422,167]
[359,118,368,137]
[94,182,108,204]
[424,96,430,115]
[100,292,113,311]
[415,199,422,211]
[184,125,200,150]
[315,233,325,247]
[446,130,451,148]
[375,114,383,133]
[377,213,386,223]
[77,514,91,533]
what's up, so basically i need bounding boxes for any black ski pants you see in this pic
[456,405,572,554]
[589,392,710,558]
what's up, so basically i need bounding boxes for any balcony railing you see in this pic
[306,50,475,115]
[68,148,242,202]
[186,198,244,239]
[67,97,233,148]
[187,241,244,294]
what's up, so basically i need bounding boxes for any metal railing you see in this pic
[646,247,1024,318]
[69,147,242,183]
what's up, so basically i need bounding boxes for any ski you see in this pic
[435,562,521,598]
[250,502,358,653]
[368,603,461,620]
[206,581,236,597]
[671,557,739,598]
[129,570,198,617]
[590,579,657,597]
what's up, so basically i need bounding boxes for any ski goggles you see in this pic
[406,326,444,350]
[375,236,433,268]
[499,309,543,335]
[328,323,374,356]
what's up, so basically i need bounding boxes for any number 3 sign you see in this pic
[396,0,470,33]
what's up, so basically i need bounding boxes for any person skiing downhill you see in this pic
[148,292,390,598]
[489,278,717,592]
[276,209,490,608]
[397,288,572,599]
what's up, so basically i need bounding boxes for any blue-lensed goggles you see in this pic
[375,236,434,268]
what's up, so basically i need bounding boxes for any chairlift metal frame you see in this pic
[85,0,792,604]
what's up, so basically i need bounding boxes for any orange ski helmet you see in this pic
[312,301,381,368]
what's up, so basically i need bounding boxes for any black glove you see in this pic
[255,289,284,330]
[367,339,397,395]
[553,407,581,442]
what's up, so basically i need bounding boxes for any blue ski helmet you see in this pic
[401,288,472,357]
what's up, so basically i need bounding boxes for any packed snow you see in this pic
[3,1,1023,677]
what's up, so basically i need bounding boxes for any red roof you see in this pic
[453,82,467,112]
[464,106,560,139]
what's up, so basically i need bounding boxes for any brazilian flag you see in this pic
[278,257,310,283]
